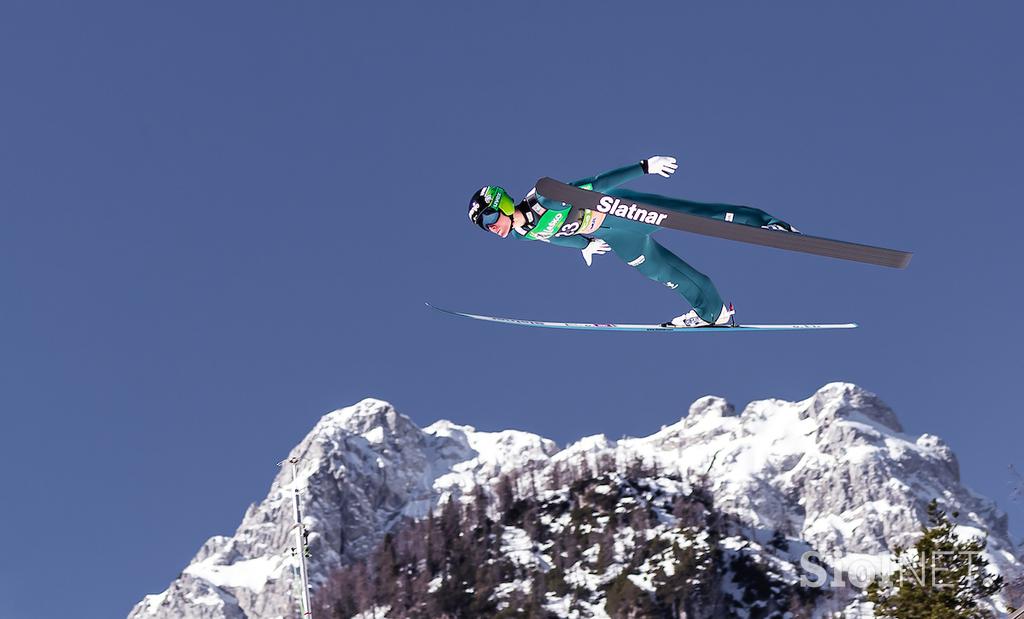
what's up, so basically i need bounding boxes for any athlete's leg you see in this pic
[607,188,795,230]
[597,229,725,323]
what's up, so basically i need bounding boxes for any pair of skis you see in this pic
[432,178,911,333]
[427,303,857,333]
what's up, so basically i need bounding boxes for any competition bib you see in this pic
[523,185,606,241]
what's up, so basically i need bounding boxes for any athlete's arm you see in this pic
[571,162,645,192]
[549,234,607,266]
[571,156,677,192]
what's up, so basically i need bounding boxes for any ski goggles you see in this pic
[470,186,515,229]
[480,208,502,227]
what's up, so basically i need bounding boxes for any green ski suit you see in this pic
[512,162,787,323]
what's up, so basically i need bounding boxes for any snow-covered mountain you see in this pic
[128,383,1022,618]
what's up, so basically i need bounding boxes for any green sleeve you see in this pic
[571,162,646,192]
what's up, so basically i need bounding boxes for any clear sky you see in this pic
[1,3,1021,618]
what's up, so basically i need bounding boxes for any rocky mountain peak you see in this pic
[318,397,419,439]
[805,381,903,432]
[685,395,737,425]
[129,385,1020,619]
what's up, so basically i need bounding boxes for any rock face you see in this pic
[129,384,1021,618]
[129,398,557,619]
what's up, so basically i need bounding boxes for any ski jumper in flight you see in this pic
[467,156,799,327]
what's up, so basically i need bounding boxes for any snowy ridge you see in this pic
[129,385,1022,618]
[129,398,559,619]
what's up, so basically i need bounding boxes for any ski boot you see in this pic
[761,219,801,234]
[664,303,735,328]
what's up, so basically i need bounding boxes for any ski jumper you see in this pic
[513,163,787,323]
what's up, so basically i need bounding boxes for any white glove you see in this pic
[644,155,678,178]
[581,238,611,266]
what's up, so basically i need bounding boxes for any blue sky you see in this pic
[1,3,1021,618]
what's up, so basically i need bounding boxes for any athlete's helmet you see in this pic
[468,186,515,230]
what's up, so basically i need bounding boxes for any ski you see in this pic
[427,304,857,332]
[534,177,912,269]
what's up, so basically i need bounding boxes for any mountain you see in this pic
[128,384,1022,618]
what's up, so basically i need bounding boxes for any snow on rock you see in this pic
[132,575,247,619]
[183,555,284,593]
[425,419,558,499]
[129,385,1021,618]
[128,398,555,619]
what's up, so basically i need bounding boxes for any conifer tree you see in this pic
[867,499,1004,618]
[495,473,515,521]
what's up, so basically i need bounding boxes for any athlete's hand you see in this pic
[644,156,678,178]
[581,239,611,267]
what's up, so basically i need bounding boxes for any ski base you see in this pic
[427,304,857,332]
[535,178,912,269]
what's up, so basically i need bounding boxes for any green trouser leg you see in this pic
[592,189,794,321]
[592,189,792,323]
[607,188,793,229]
[596,228,725,323]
